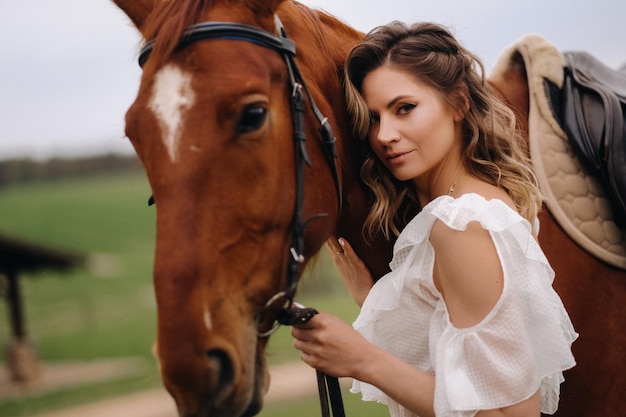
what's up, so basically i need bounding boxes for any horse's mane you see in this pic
[291,3,360,61]
[142,0,213,73]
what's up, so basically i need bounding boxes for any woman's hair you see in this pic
[344,21,542,239]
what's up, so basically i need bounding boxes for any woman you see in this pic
[291,22,577,417]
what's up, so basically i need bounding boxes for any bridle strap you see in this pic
[138,17,345,417]
[142,18,341,328]
[278,304,346,417]
[138,22,296,67]
[317,370,346,417]
[139,19,343,309]
[274,20,343,213]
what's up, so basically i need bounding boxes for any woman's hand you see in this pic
[326,237,374,307]
[291,312,371,378]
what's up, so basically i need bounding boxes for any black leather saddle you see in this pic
[545,51,626,226]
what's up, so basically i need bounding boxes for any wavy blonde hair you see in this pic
[344,21,542,240]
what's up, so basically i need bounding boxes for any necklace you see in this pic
[447,174,466,196]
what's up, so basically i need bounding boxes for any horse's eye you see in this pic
[236,104,268,133]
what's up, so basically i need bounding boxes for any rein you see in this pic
[138,16,345,417]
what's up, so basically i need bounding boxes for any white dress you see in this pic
[351,193,578,417]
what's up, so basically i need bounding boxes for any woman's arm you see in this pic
[296,224,541,417]
[429,219,541,416]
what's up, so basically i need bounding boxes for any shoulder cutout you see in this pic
[430,219,504,329]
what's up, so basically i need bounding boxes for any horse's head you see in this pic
[112,0,386,416]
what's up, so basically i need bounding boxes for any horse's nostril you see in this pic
[206,349,234,394]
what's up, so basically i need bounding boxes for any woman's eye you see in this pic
[236,103,268,133]
[369,111,380,123]
[397,104,416,115]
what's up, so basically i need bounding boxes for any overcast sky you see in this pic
[1,0,624,160]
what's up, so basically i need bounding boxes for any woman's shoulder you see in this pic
[457,177,517,211]
[426,191,524,232]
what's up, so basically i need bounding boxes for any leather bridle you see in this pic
[138,16,345,417]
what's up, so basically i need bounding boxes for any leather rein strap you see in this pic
[138,17,345,417]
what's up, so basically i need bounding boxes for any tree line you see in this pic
[0,154,143,186]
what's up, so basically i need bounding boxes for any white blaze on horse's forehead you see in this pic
[203,306,213,331]
[148,64,196,162]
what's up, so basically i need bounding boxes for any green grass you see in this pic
[0,170,368,417]
[0,172,157,362]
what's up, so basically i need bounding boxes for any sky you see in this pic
[1,0,625,160]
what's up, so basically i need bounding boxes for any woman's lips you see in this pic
[385,150,412,164]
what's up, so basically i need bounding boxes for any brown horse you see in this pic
[112,1,625,416]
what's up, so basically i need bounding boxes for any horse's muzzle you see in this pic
[163,345,267,417]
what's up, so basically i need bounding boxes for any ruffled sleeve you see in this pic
[351,194,578,417]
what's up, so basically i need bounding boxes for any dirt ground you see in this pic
[11,361,348,417]
[0,357,146,402]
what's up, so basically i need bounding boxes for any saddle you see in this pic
[545,51,626,225]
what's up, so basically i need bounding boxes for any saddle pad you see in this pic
[490,34,626,270]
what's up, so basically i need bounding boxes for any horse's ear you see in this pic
[112,0,156,30]
[247,0,287,15]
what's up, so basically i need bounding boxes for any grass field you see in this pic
[0,169,387,416]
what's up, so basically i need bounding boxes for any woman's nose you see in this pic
[374,117,399,144]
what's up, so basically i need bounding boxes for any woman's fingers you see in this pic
[327,236,344,254]
[325,237,374,306]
